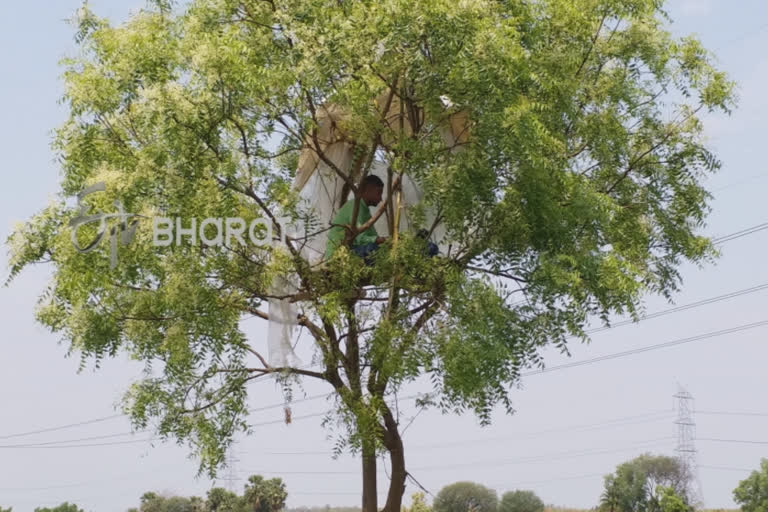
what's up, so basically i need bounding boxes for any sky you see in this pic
[1,1,767,511]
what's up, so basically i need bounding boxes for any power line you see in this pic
[0,481,97,492]
[0,414,323,449]
[263,410,674,455]
[4,303,766,448]
[712,222,768,244]
[0,438,157,449]
[0,431,143,448]
[0,414,123,441]
[486,471,607,488]
[522,318,768,376]
[4,252,768,443]
[0,391,335,444]
[0,394,417,449]
[283,470,610,494]
[696,410,768,418]
[696,437,768,445]
[700,465,755,472]
[586,282,768,334]
[241,437,674,475]
[4,316,765,448]
[409,437,674,471]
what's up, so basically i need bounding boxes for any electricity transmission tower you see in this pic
[222,441,241,493]
[674,385,703,505]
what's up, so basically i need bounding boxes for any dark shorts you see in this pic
[352,241,438,265]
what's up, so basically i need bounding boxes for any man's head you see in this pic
[360,175,385,207]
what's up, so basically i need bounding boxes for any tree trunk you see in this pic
[382,408,407,512]
[362,438,378,512]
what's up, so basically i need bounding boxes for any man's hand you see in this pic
[376,236,388,245]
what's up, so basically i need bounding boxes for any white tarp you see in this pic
[265,97,469,367]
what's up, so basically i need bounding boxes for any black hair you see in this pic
[361,175,384,189]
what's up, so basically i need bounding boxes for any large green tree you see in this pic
[7,1,733,512]
[433,482,498,512]
[599,454,692,512]
[733,459,768,512]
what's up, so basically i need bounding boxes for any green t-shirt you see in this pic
[325,199,380,260]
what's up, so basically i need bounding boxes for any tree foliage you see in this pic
[128,475,284,512]
[403,493,432,512]
[138,492,206,512]
[499,490,544,512]
[658,486,692,512]
[207,488,245,512]
[33,504,85,512]
[7,0,734,511]
[434,482,498,512]
[733,459,768,512]
[599,454,692,512]
[243,475,288,512]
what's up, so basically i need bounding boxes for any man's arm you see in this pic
[353,204,380,246]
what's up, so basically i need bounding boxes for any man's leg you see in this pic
[416,229,439,257]
[351,242,380,266]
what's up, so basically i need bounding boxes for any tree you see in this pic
[207,488,245,512]
[1,507,12,512]
[499,490,544,512]
[599,454,692,512]
[242,476,287,512]
[658,486,692,512]
[433,482,497,512]
[34,504,85,512]
[403,493,432,512]
[733,459,768,512]
[403,493,431,512]
[7,1,734,512]
[138,492,205,512]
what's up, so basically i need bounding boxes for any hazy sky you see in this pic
[1,1,767,511]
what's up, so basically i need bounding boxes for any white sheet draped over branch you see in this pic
[265,94,470,367]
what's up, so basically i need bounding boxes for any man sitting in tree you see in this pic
[325,175,439,265]
[325,175,389,263]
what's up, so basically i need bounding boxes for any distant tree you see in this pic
[599,454,692,512]
[207,488,245,512]
[733,459,768,512]
[138,492,205,512]
[242,475,288,512]
[499,490,544,512]
[658,487,693,512]
[287,508,360,512]
[1,506,12,512]
[34,504,85,512]
[434,482,497,512]
[403,493,432,512]
[140,493,164,512]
